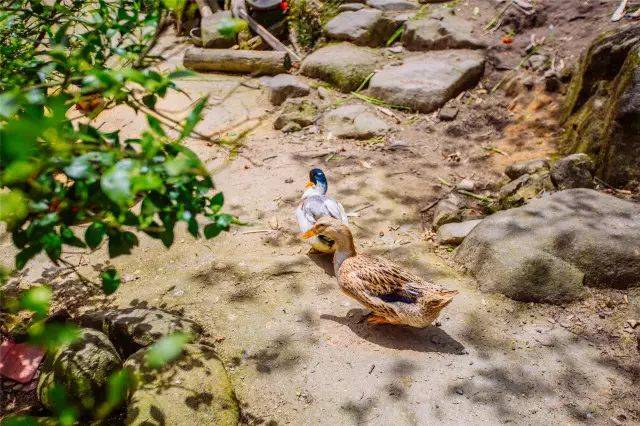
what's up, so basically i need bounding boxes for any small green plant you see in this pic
[288,0,342,50]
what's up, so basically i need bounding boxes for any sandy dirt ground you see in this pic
[2,1,639,424]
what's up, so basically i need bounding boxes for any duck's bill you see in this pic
[305,181,314,188]
[299,229,317,239]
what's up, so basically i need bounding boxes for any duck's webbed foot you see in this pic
[358,312,390,325]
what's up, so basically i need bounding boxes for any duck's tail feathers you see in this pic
[420,290,458,319]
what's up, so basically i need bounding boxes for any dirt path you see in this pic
[2,17,637,424]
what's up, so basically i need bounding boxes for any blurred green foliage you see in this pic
[0,0,242,423]
[0,0,240,291]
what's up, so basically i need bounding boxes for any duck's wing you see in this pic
[342,255,429,304]
[324,197,348,224]
[295,204,315,232]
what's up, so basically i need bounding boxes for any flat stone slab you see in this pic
[402,12,486,51]
[366,0,419,11]
[301,43,384,92]
[325,9,399,47]
[261,74,310,105]
[368,49,485,112]
[323,104,390,139]
[437,219,482,245]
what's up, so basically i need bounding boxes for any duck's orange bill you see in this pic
[305,181,314,188]
[299,229,317,239]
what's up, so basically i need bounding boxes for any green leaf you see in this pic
[168,69,195,79]
[217,18,249,39]
[187,217,198,237]
[1,160,39,184]
[146,114,165,136]
[96,369,133,418]
[161,0,187,13]
[131,172,163,194]
[85,222,106,249]
[61,226,86,248]
[144,332,192,369]
[101,268,120,295]
[0,90,20,119]
[16,245,41,270]
[216,213,233,229]
[142,94,157,109]
[179,97,207,141]
[0,190,29,229]
[203,223,223,239]
[211,192,224,208]
[107,231,139,258]
[42,232,62,261]
[164,152,201,176]
[0,415,39,426]
[101,159,139,206]
[19,286,51,317]
[27,321,81,352]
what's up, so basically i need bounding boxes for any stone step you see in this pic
[367,49,485,113]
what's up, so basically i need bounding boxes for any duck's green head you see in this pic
[306,168,328,194]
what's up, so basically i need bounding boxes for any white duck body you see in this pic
[296,186,348,253]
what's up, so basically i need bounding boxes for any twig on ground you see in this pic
[457,189,493,203]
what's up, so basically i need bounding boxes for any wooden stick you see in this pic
[184,47,291,75]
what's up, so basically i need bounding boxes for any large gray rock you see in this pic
[78,307,202,357]
[456,189,640,304]
[125,343,239,425]
[323,104,390,139]
[201,11,236,49]
[301,43,384,92]
[402,12,486,51]
[368,50,485,112]
[366,0,418,11]
[325,9,399,47]
[261,74,310,105]
[437,219,482,245]
[38,329,122,413]
[505,158,550,180]
[550,153,595,190]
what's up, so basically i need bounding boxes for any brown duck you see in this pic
[300,217,458,327]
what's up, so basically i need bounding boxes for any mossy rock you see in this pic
[496,172,553,210]
[300,43,383,92]
[559,24,640,186]
[37,329,122,413]
[124,343,239,426]
[561,25,640,123]
[274,98,319,130]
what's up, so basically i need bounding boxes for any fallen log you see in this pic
[183,47,291,75]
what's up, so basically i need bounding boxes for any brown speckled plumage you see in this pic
[301,217,458,328]
[338,255,458,328]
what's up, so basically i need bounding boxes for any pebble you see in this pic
[455,388,464,395]
[455,179,475,191]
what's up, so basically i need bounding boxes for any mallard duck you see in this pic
[300,217,458,327]
[295,168,348,253]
